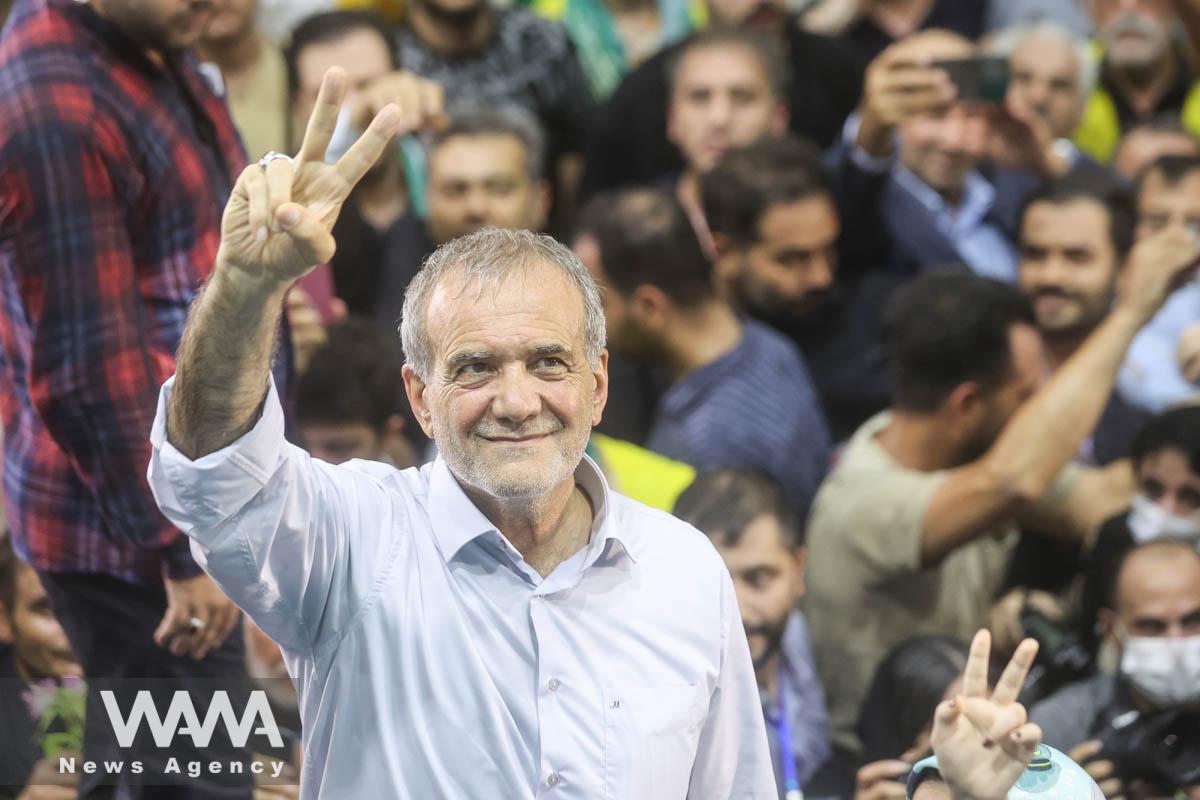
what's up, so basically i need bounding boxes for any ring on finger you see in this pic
[258,150,294,170]
[187,616,207,632]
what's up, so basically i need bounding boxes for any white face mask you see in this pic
[1127,494,1200,544]
[1120,634,1200,707]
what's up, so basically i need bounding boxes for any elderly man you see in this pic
[996,22,1099,173]
[1076,0,1200,163]
[147,68,776,798]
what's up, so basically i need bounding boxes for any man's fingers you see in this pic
[996,721,1042,766]
[857,760,914,789]
[992,637,1038,706]
[419,80,446,128]
[264,157,294,233]
[277,202,337,265]
[1098,778,1124,800]
[241,165,270,243]
[1069,739,1104,766]
[154,602,188,648]
[963,629,991,697]
[336,104,402,187]
[298,67,347,163]
[932,696,962,732]
[985,701,1027,742]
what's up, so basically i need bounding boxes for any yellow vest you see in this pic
[589,434,696,512]
[1072,43,1200,163]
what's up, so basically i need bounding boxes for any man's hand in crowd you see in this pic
[218,67,403,291]
[1178,322,1200,384]
[1117,224,1200,326]
[931,630,1042,800]
[352,71,447,135]
[155,572,241,659]
[17,757,80,800]
[1067,740,1126,800]
[855,759,913,800]
[856,40,955,158]
[986,98,1069,179]
[988,588,1063,662]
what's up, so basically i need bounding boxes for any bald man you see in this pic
[834,29,1043,280]
[1033,539,1200,761]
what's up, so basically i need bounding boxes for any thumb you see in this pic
[275,203,336,265]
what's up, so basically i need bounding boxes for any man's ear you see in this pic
[710,233,742,287]
[401,365,435,439]
[628,284,673,330]
[945,381,985,429]
[0,605,12,644]
[1096,607,1117,642]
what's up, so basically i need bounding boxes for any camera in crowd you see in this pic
[1097,709,1200,791]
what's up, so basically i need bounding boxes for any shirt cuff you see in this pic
[161,533,204,580]
[148,374,284,534]
[842,112,896,174]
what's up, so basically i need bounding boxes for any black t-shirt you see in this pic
[581,21,865,197]
[330,207,434,330]
[775,270,900,443]
[841,0,990,63]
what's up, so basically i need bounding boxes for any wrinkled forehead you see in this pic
[673,44,772,94]
[424,261,588,365]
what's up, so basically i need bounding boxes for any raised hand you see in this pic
[217,67,402,287]
[930,630,1042,800]
[1119,223,1200,325]
[856,40,956,157]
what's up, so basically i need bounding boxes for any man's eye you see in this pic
[459,363,490,376]
[536,357,565,369]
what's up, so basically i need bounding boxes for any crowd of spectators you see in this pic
[1,0,1199,797]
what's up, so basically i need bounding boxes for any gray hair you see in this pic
[399,227,607,382]
[988,22,1100,101]
[430,104,548,185]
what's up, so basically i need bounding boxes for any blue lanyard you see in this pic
[775,671,803,800]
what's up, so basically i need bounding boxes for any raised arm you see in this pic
[920,226,1200,565]
[167,69,402,457]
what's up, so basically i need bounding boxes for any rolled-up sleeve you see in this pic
[148,375,398,654]
[688,570,778,799]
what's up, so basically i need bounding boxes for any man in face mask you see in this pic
[1032,538,1200,798]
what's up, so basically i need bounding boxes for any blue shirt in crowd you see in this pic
[1119,283,1200,412]
[645,319,832,518]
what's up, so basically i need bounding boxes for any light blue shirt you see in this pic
[892,167,1019,283]
[1118,283,1200,412]
[147,376,777,800]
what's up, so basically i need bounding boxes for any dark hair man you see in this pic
[702,135,900,441]
[664,28,788,228]
[675,469,831,796]
[0,0,271,793]
[1119,154,1200,413]
[804,215,1200,758]
[1017,171,1150,465]
[574,188,832,518]
[296,318,420,468]
[581,0,864,197]
[286,10,444,325]
[394,0,593,214]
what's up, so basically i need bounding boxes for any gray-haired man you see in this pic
[147,67,777,799]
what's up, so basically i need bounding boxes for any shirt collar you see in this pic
[427,453,637,567]
[894,167,996,228]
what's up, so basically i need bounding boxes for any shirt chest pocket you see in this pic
[602,684,707,800]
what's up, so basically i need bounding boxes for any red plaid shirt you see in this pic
[0,0,257,583]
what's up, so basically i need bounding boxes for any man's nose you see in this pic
[706,94,735,128]
[490,364,541,423]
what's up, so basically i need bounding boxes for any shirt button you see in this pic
[547,678,560,692]
[546,773,560,788]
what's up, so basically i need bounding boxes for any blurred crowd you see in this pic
[1,0,1200,798]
